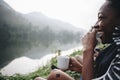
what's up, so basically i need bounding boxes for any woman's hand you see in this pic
[68,57,82,73]
[82,28,98,51]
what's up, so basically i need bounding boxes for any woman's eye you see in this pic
[98,13,106,20]
[98,16,105,20]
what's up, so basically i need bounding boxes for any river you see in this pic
[0,46,82,76]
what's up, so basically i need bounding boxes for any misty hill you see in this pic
[25,12,82,32]
[0,0,29,26]
[0,0,85,68]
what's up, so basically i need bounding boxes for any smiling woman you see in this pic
[32,0,120,80]
[4,0,105,29]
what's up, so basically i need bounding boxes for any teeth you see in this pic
[97,32,104,34]
[97,32,104,37]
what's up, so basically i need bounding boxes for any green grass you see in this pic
[0,43,107,80]
[0,50,82,80]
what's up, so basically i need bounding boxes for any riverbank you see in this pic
[0,49,82,80]
[0,46,82,76]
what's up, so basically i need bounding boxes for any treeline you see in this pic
[0,0,83,68]
[0,22,81,49]
[0,22,82,67]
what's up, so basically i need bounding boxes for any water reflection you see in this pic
[0,47,82,76]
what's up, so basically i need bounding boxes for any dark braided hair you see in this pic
[106,0,120,17]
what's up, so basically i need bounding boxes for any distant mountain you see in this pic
[0,0,85,68]
[0,0,19,23]
[25,12,82,32]
[0,0,13,11]
[0,0,83,33]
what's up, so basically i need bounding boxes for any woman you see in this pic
[81,0,120,79]
[35,0,120,80]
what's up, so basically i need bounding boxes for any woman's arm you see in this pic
[82,49,94,80]
[82,28,98,80]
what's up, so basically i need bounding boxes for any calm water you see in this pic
[0,46,82,76]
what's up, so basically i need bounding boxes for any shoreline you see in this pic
[0,46,82,76]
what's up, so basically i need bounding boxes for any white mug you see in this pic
[57,56,70,70]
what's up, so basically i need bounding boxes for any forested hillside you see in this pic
[0,0,84,68]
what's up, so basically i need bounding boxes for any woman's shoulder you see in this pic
[92,54,120,80]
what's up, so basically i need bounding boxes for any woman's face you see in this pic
[96,1,119,44]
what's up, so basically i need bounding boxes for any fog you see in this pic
[0,46,82,76]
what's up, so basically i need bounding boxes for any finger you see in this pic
[69,57,74,65]
[69,57,74,62]
[69,57,76,62]
[91,28,98,34]
[69,57,77,66]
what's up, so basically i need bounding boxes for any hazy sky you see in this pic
[4,0,105,29]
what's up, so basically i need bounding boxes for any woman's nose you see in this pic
[93,22,100,29]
